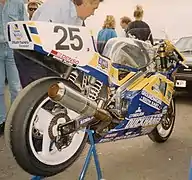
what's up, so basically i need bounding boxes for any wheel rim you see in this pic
[157,100,175,138]
[28,97,86,166]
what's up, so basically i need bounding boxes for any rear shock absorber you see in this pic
[88,80,103,101]
[158,43,167,70]
[68,71,78,83]
[82,74,88,88]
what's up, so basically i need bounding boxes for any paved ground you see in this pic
[0,94,192,180]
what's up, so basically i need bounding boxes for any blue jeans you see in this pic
[0,43,21,124]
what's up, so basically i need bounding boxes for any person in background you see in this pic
[120,16,132,37]
[14,0,103,88]
[0,0,28,134]
[27,1,39,20]
[97,15,117,54]
[14,0,43,88]
[32,0,102,24]
[127,5,153,45]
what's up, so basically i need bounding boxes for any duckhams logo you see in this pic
[12,24,23,40]
[125,114,163,128]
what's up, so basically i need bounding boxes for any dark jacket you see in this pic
[126,20,153,45]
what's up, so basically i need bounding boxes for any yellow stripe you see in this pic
[88,53,99,67]
[90,30,94,36]
[31,34,42,45]
[118,72,135,85]
[27,21,36,26]
[129,74,174,105]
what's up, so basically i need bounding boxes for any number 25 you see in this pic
[54,26,83,51]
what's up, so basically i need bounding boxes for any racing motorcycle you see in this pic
[4,21,187,177]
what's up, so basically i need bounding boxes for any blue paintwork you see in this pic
[29,27,38,34]
[77,65,109,85]
[34,44,48,55]
[95,89,168,144]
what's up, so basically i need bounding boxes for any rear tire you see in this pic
[5,77,88,177]
[148,98,176,143]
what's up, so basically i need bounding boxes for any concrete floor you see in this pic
[0,94,192,180]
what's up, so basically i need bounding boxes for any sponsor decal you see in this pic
[104,133,118,138]
[125,114,163,128]
[12,40,30,48]
[129,107,144,118]
[114,133,140,140]
[13,24,23,40]
[79,117,93,125]
[11,24,30,48]
[98,58,108,69]
[99,133,140,143]
[139,90,162,110]
[99,137,113,143]
[50,50,79,65]
[98,133,118,143]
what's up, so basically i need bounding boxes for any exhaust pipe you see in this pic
[48,82,112,121]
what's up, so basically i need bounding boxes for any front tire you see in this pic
[148,98,176,143]
[5,77,88,177]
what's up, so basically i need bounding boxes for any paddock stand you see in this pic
[31,130,105,180]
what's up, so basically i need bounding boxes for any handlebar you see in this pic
[170,54,188,68]
[178,61,189,68]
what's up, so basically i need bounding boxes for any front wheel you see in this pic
[148,98,176,143]
[5,77,88,177]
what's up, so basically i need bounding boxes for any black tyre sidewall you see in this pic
[148,98,176,143]
[5,77,88,177]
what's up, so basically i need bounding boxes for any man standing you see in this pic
[120,16,132,37]
[32,0,102,24]
[0,0,28,134]
[14,0,103,89]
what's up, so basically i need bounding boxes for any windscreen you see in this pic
[111,41,152,69]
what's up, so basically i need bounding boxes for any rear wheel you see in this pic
[148,98,175,143]
[5,77,88,177]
